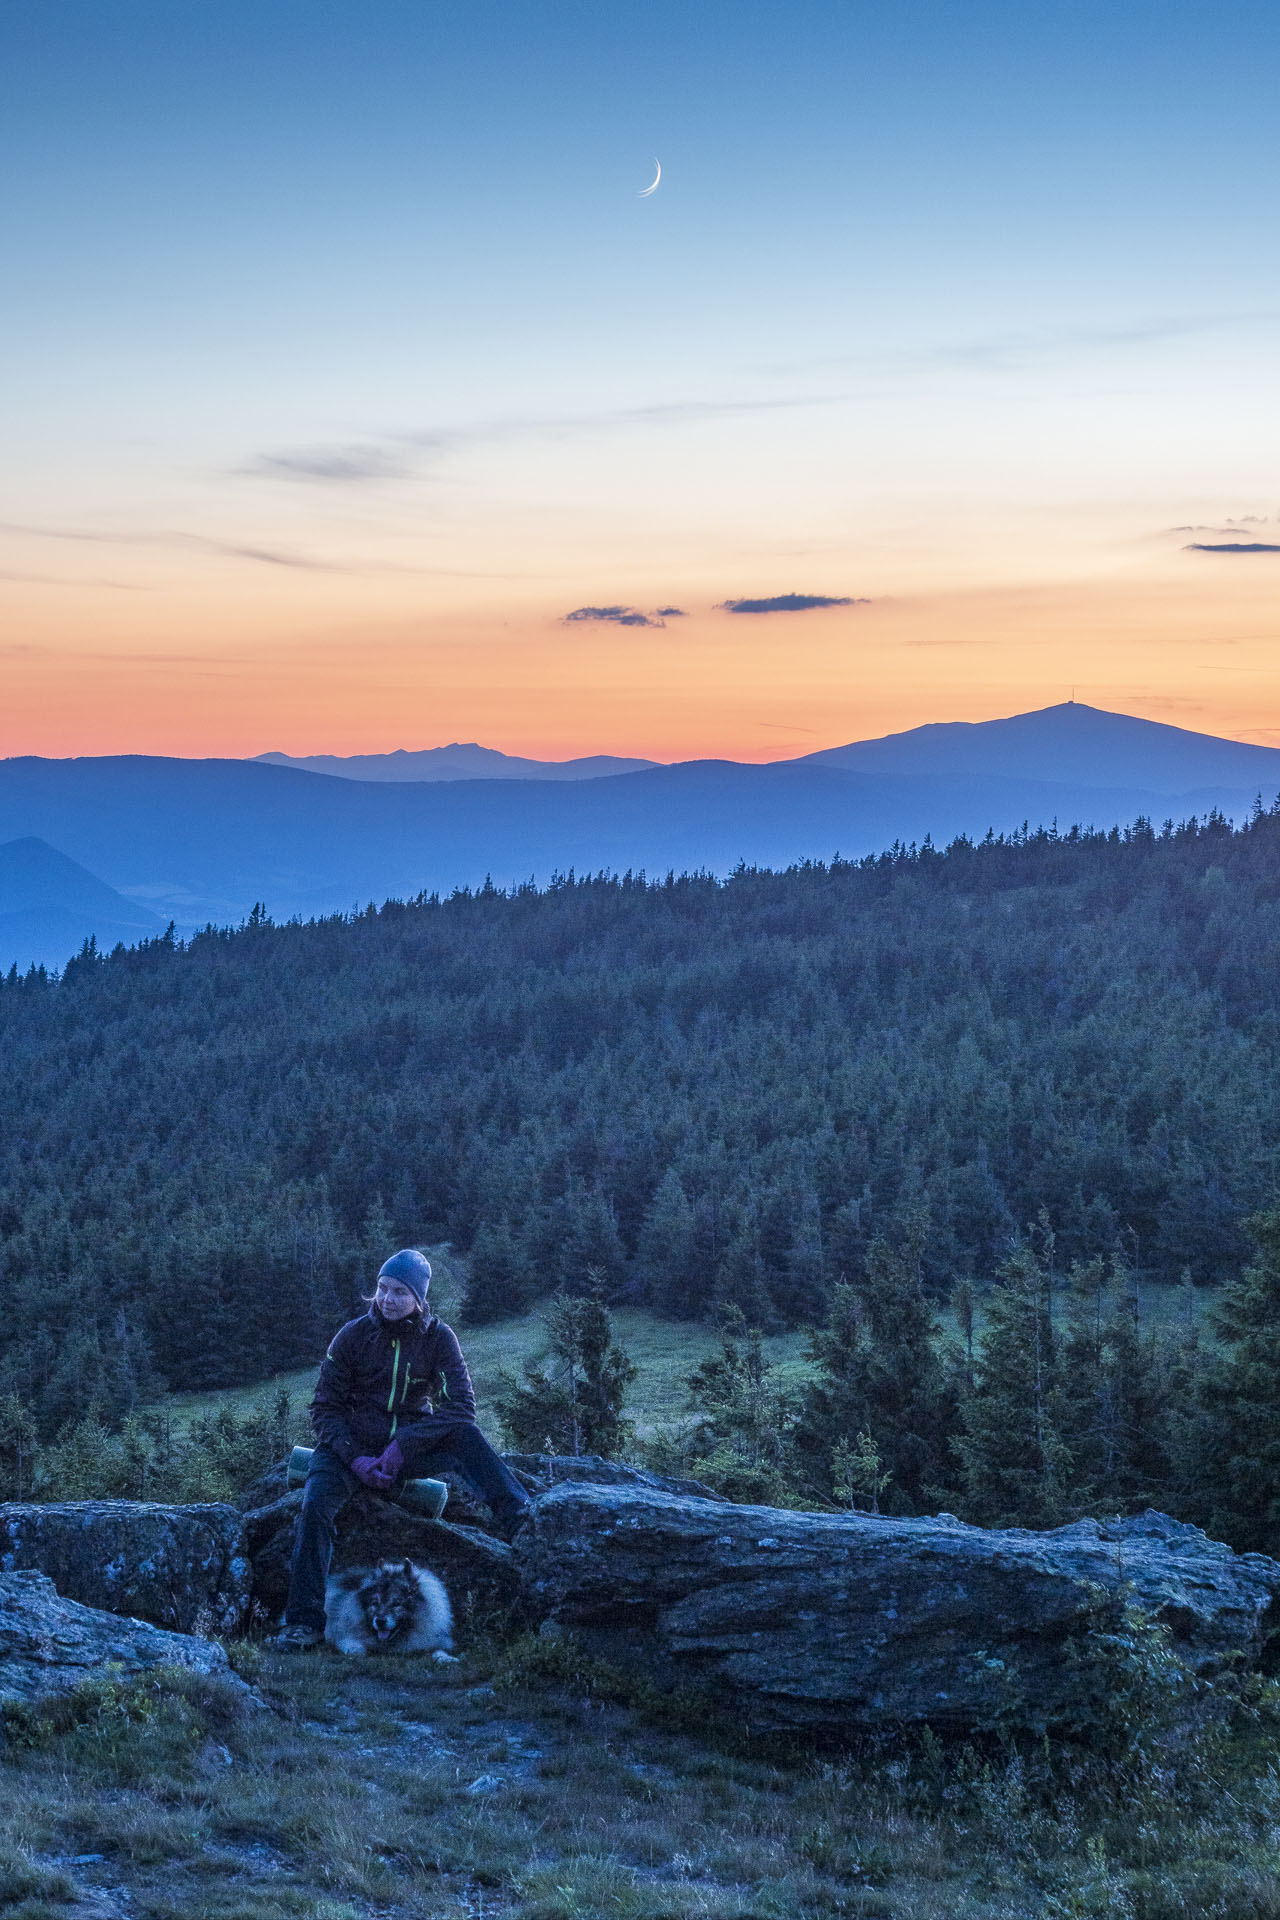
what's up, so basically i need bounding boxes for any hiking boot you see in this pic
[273,1622,324,1651]
[491,1503,532,1543]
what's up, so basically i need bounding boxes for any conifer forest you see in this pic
[4,806,1280,1553]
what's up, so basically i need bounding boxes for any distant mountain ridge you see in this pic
[251,705,1280,795]
[255,743,658,782]
[2,703,1278,972]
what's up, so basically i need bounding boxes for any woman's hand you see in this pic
[350,1454,394,1492]
[372,1439,404,1482]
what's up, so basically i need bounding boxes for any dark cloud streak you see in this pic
[718,592,868,614]
[1184,542,1280,553]
[563,605,678,629]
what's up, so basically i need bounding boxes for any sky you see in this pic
[2,0,1278,762]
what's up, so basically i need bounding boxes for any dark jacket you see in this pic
[309,1306,477,1465]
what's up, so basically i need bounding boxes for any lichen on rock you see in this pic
[0,1569,240,1704]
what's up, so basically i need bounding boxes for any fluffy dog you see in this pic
[324,1559,456,1659]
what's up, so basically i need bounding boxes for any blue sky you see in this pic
[2,1,1278,758]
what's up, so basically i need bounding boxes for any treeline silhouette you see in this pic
[1,805,1279,1421]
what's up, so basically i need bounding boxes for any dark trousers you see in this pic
[284,1419,531,1630]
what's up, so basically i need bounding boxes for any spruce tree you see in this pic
[1192,1205,1280,1552]
[493,1279,636,1457]
[465,1217,530,1322]
[0,1392,36,1500]
[632,1168,697,1316]
[1055,1254,1168,1514]
[794,1216,953,1513]
[683,1306,797,1504]
[955,1240,1070,1528]
[560,1185,627,1296]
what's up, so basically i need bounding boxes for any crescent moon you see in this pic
[637,158,661,198]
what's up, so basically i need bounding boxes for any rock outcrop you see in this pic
[0,1501,251,1635]
[246,1488,518,1626]
[517,1488,1280,1734]
[505,1454,727,1502]
[241,1453,716,1627]
[0,1569,240,1703]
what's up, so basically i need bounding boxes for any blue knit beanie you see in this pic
[376,1248,432,1305]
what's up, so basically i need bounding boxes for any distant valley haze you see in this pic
[3,701,1278,974]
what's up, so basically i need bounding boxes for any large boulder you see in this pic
[246,1488,518,1628]
[505,1454,727,1502]
[517,1488,1280,1734]
[0,1502,251,1636]
[0,1570,239,1703]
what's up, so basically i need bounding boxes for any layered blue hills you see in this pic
[1,702,1277,972]
[0,837,166,972]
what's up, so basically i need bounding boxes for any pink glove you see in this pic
[373,1440,405,1482]
[350,1454,393,1492]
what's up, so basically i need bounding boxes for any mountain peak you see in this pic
[799,703,1280,796]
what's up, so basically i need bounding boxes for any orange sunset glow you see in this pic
[3,563,1279,762]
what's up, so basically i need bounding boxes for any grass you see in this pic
[153,1305,816,1448]
[2,1638,1279,1920]
[152,1270,1205,1455]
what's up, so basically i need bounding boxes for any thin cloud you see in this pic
[930,316,1247,371]
[0,519,342,571]
[0,519,530,579]
[655,606,687,617]
[1170,522,1276,536]
[717,592,867,614]
[0,569,140,589]
[767,311,1280,381]
[243,445,413,484]
[1184,542,1280,554]
[404,393,830,452]
[563,605,673,628]
[244,393,832,487]
[1172,525,1252,535]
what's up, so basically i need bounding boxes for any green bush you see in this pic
[23,1389,298,1504]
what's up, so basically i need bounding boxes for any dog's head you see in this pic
[359,1559,422,1644]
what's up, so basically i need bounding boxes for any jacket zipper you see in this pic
[387,1340,401,1435]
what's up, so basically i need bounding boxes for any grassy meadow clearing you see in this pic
[153,1300,817,1450]
[152,1241,1206,1453]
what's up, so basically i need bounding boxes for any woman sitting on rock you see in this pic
[275,1249,531,1651]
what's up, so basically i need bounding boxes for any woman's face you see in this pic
[375,1278,419,1321]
